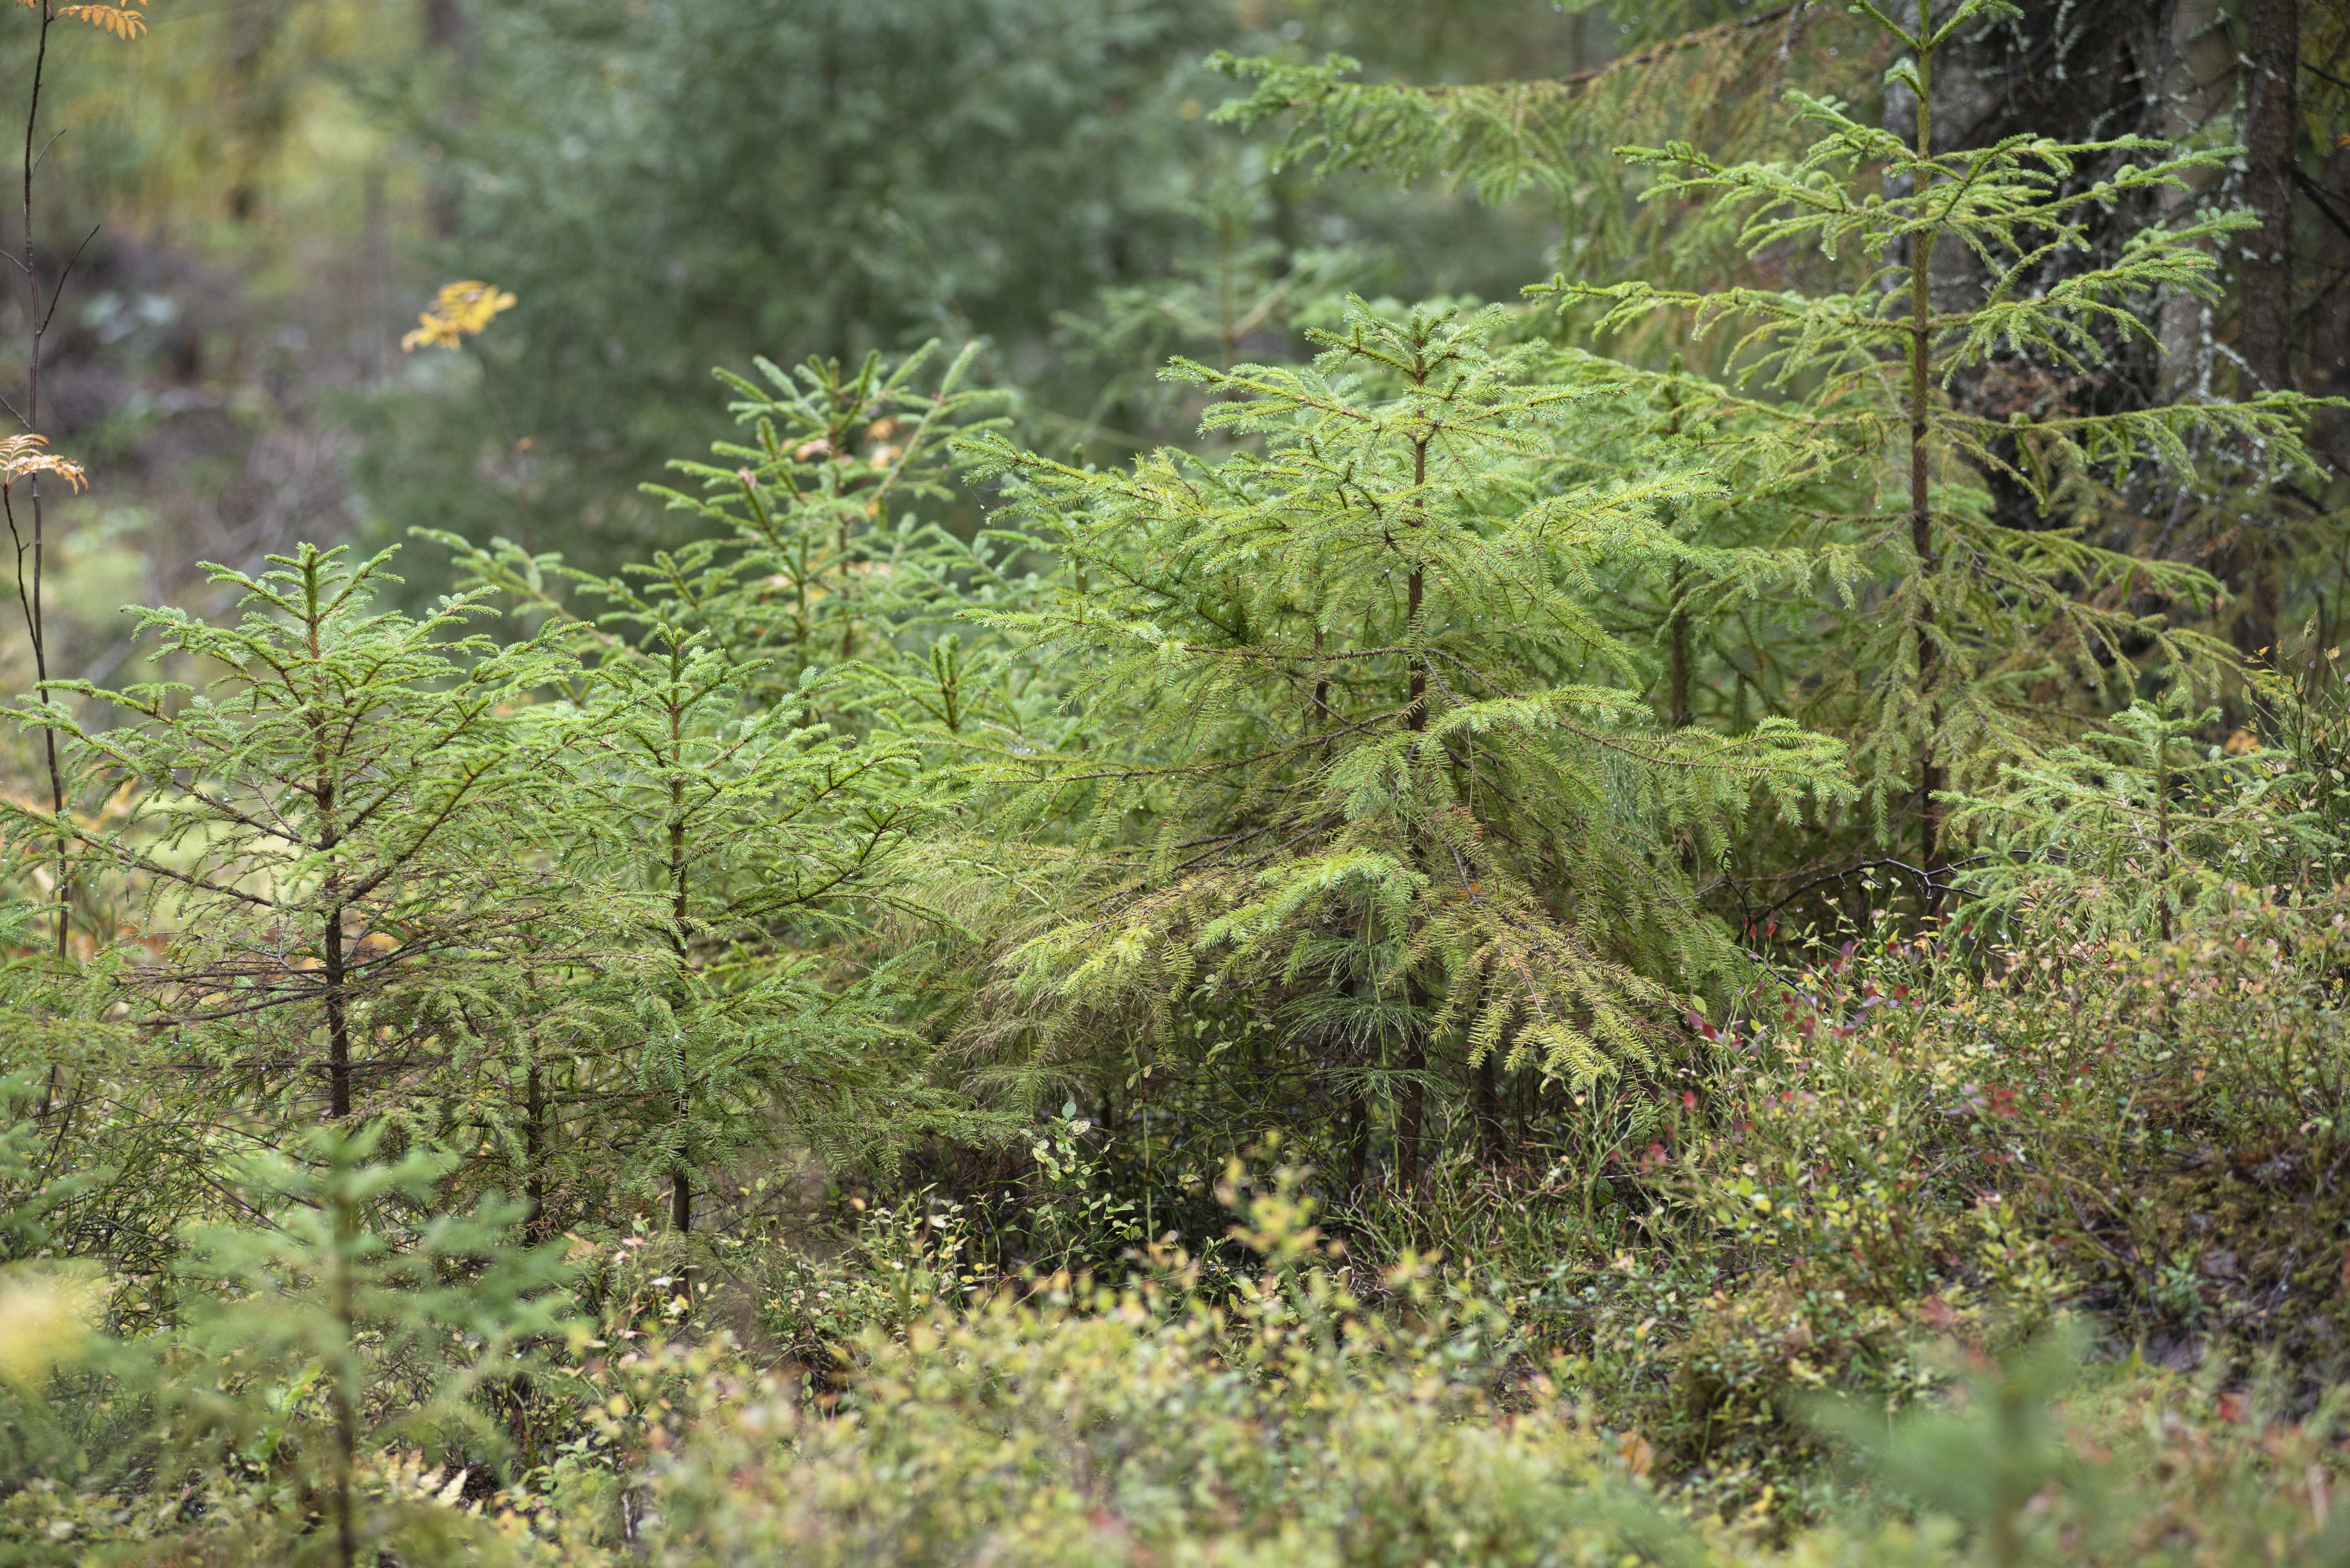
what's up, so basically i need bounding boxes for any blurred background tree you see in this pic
[0,1,2336,668]
[0,0,2342,1003]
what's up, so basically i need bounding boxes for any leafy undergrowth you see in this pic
[4,882,2348,1564]
[6,1151,2348,1566]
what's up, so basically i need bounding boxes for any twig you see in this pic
[2289,166,2350,250]
[35,220,95,337]
[14,0,66,960]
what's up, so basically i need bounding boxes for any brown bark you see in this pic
[1908,0,1947,915]
[323,901,352,1119]
[307,577,355,1120]
[330,1182,360,1568]
[1344,1089,1369,1191]
[1667,573,1693,732]
[421,0,465,51]
[2232,0,2296,667]
[1471,1048,1502,1157]
[669,721,694,1234]
[420,0,474,237]
[1663,383,1693,730]
[10,5,68,961]
[2240,0,2297,396]
[1394,1035,1427,1187]
[524,1060,548,1242]
[1396,432,1429,1185]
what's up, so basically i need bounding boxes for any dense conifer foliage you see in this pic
[955,301,1844,1178]
[2,3,2349,1564]
[1551,0,2324,901]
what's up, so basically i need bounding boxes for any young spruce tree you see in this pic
[431,342,1026,733]
[433,347,1021,1229]
[1944,689,2336,945]
[555,626,934,1234]
[1556,0,2327,905]
[2,546,596,1129]
[170,1125,573,1568]
[961,300,1845,1180]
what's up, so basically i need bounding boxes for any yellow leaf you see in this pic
[0,1262,104,1386]
[401,279,518,352]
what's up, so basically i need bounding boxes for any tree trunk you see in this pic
[421,0,465,50]
[1395,1037,1426,1188]
[319,754,352,1118]
[1345,1088,1369,1191]
[1472,1048,1502,1158]
[2233,0,2296,667]
[324,905,352,1119]
[1395,427,1433,1187]
[420,0,474,237]
[330,1169,360,1568]
[2154,0,2231,396]
[2240,0,2297,396]
[11,4,68,961]
[1667,563,1693,731]
[524,1061,547,1242]
[1908,0,1947,916]
[667,696,694,1233]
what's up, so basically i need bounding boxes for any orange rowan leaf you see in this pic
[0,433,87,493]
[50,2,150,39]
